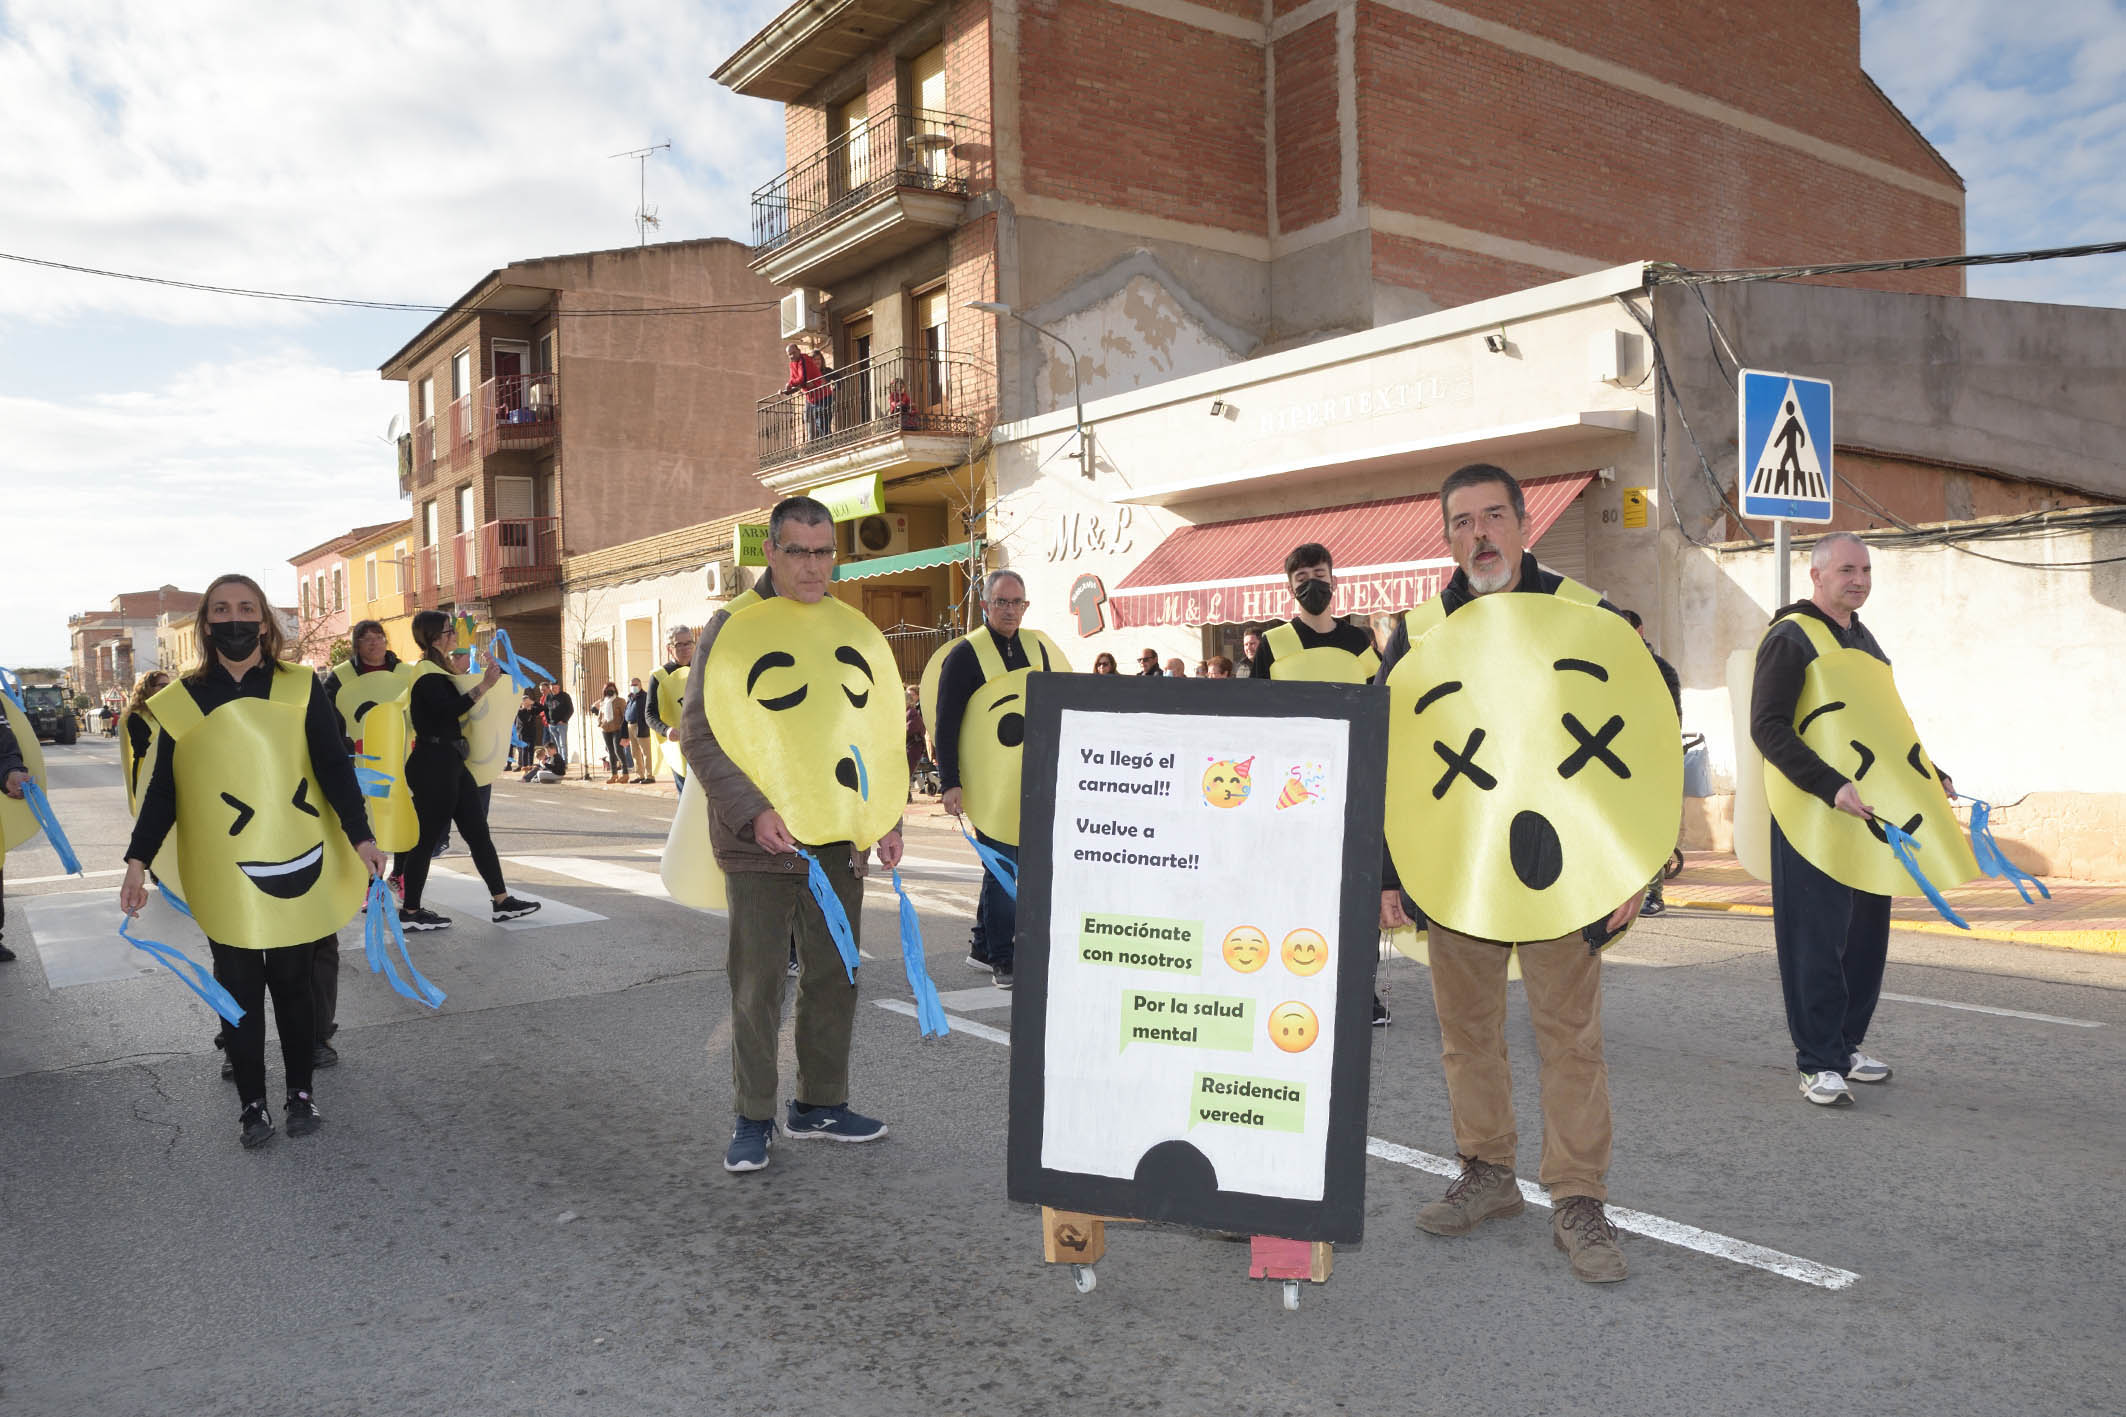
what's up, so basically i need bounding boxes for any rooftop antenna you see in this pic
[610,142,672,246]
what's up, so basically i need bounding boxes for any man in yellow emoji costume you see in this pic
[646,624,695,791]
[118,575,387,1150]
[1749,532,1970,1110]
[923,569,1067,990]
[679,497,907,1175]
[1378,464,1680,1284]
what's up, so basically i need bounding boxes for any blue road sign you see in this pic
[1738,369,1834,523]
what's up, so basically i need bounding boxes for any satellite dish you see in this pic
[382,414,404,443]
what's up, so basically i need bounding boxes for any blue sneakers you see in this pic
[723,1116,775,1172]
[781,1102,888,1143]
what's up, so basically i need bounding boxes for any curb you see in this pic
[1668,896,2126,957]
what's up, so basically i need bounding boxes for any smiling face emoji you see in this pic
[1201,757,1253,809]
[1221,925,1270,973]
[1386,594,1682,942]
[1267,1001,1320,1054]
[1280,928,1328,976]
[704,596,909,849]
[1764,643,1977,897]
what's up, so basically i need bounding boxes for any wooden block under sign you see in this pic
[1042,1207,1106,1265]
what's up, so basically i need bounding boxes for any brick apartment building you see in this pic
[67,585,204,700]
[378,240,783,670]
[711,0,1961,635]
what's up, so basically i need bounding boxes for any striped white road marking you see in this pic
[7,867,123,886]
[1880,991,2102,1028]
[505,855,671,900]
[875,1000,1863,1290]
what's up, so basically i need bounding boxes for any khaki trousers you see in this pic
[725,855,864,1122]
[1427,924,1611,1201]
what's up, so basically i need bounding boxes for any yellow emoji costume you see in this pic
[0,692,48,870]
[917,627,1070,846]
[1755,613,1976,897]
[650,659,691,780]
[1385,586,1681,943]
[702,596,909,848]
[329,658,415,747]
[146,667,368,949]
[118,711,186,896]
[356,700,421,853]
[1262,621,1380,683]
[410,661,510,787]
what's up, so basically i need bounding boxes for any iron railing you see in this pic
[478,516,562,596]
[452,530,479,606]
[397,433,413,497]
[757,348,994,471]
[480,372,558,455]
[410,546,442,612]
[412,416,436,482]
[749,106,985,256]
[447,394,476,468]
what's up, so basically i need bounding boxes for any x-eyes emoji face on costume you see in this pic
[704,597,908,849]
[1201,757,1253,809]
[1385,594,1681,943]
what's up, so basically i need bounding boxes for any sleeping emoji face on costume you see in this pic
[149,671,368,949]
[917,629,1070,847]
[704,596,909,849]
[1386,594,1681,942]
[1763,632,1977,898]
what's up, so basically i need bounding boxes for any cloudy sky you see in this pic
[2,0,2121,667]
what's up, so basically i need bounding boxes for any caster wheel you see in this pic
[1282,1281,1300,1311]
[1072,1265,1097,1294]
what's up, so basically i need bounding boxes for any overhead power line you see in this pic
[0,250,776,318]
[1647,238,2126,287]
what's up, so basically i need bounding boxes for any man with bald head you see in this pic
[1751,532,1952,1109]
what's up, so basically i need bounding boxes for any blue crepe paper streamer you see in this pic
[352,754,395,800]
[890,869,950,1038]
[363,876,446,1009]
[1966,799,2050,904]
[792,846,863,982]
[1877,816,1970,930]
[486,628,552,697]
[156,880,194,918]
[957,820,1017,901]
[20,780,82,875]
[0,665,24,712]
[121,914,244,1026]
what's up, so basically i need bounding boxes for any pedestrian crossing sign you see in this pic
[1738,369,1834,523]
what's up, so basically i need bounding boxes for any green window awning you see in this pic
[833,540,981,582]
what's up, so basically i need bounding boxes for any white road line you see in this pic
[880,997,1862,1290]
[876,998,1011,1045]
[505,855,672,900]
[1880,991,2103,1029]
[930,986,1014,1012]
[1361,1138,1859,1290]
[581,806,617,814]
[7,867,123,886]
[635,847,662,856]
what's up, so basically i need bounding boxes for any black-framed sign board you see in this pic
[1006,675,1388,1243]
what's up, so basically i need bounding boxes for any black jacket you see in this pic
[0,714,23,784]
[546,690,574,724]
[126,660,371,866]
[1749,600,1890,808]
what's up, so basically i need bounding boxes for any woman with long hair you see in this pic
[1092,652,1118,676]
[596,680,628,783]
[396,610,539,932]
[120,666,172,815]
[119,574,386,1148]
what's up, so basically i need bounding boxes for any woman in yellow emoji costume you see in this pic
[917,569,1068,986]
[329,619,415,751]
[673,497,905,1174]
[1376,464,1669,1283]
[392,611,542,934]
[118,575,389,1149]
[0,699,36,964]
[1746,532,1973,1109]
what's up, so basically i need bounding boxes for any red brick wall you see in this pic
[949,213,999,379]
[1371,234,1565,308]
[785,104,826,170]
[945,0,995,192]
[1273,17,1339,232]
[1443,0,1957,184]
[1353,4,1963,298]
[1019,0,1267,234]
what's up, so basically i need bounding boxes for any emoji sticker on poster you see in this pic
[1201,756,1254,809]
[703,596,909,849]
[1267,1001,1320,1054]
[1385,592,1681,943]
[1221,925,1270,973]
[1275,763,1326,811]
[1280,927,1328,977]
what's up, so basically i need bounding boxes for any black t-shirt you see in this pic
[1248,618,1375,679]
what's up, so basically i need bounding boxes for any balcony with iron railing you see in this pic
[412,416,437,485]
[747,106,987,287]
[447,394,477,469]
[480,372,558,455]
[757,348,994,487]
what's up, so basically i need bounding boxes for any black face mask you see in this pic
[209,619,263,660]
[1293,578,1334,615]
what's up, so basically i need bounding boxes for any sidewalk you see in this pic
[1667,851,2126,955]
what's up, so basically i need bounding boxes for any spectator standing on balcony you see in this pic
[887,377,915,430]
[784,342,833,442]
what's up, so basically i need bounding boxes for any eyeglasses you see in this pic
[774,543,836,561]
[988,598,1029,610]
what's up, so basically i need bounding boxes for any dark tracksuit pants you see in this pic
[1770,819,1892,1075]
[975,830,1018,971]
[398,744,507,912]
[210,938,323,1103]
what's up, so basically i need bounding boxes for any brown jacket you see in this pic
[679,572,887,877]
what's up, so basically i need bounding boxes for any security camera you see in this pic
[1483,332,1509,354]
[1208,399,1226,416]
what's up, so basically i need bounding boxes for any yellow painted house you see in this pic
[341,519,420,661]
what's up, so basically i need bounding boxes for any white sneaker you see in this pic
[1847,1051,1892,1084]
[1800,1070,1854,1107]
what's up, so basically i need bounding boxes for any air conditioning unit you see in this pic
[849,512,909,558]
[779,289,828,342]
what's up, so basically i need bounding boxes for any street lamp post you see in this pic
[968,300,1092,479]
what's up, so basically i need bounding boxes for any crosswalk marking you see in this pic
[424,867,606,930]
[504,855,673,900]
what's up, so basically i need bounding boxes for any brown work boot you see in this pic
[1415,1159,1524,1236]
[1553,1195,1628,1283]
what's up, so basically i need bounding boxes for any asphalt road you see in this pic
[3,736,2122,1417]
